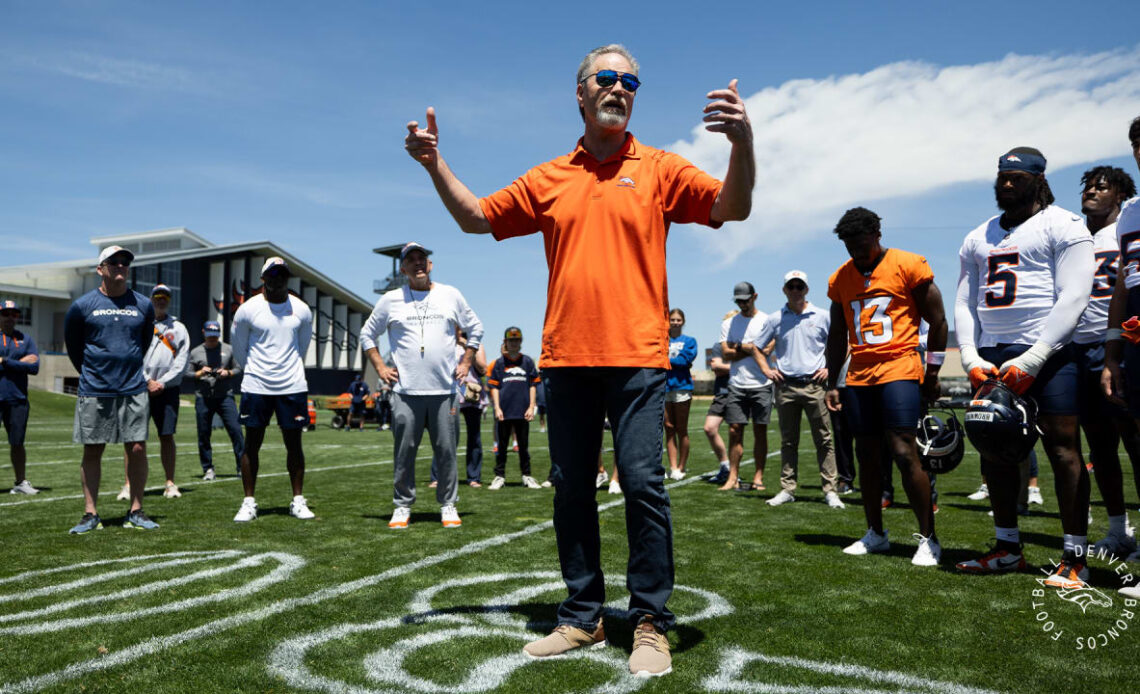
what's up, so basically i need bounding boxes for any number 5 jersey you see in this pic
[827,247,933,386]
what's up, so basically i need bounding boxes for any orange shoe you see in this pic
[1043,558,1088,589]
[388,507,410,529]
[441,504,461,528]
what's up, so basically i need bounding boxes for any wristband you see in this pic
[924,351,945,366]
[1107,328,1124,342]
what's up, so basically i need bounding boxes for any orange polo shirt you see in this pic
[479,133,723,368]
[826,248,933,386]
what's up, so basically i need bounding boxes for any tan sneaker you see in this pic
[522,619,606,658]
[628,618,671,677]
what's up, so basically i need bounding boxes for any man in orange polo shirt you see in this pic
[405,43,754,677]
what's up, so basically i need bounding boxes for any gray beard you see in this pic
[596,106,628,128]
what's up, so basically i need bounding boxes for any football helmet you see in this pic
[917,408,965,474]
[963,379,1039,466]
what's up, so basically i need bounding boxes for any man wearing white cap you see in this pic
[753,271,842,509]
[231,257,315,522]
[361,242,484,529]
[1,300,40,494]
[118,284,189,500]
[64,245,158,533]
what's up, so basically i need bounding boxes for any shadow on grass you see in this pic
[361,511,478,524]
[793,532,915,560]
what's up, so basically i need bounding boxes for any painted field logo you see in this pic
[1029,546,1137,650]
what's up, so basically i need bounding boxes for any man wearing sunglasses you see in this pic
[64,245,158,533]
[405,43,754,678]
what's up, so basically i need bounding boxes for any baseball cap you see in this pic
[0,300,19,314]
[261,257,290,277]
[504,326,523,339]
[400,241,429,261]
[204,321,221,337]
[732,281,755,300]
[97,245,134,266]
[151,284,172,298]
[783,270,808,287]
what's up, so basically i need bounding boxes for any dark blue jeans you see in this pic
[196,395,244,473]
[462,406,484,482]
[544,367,674,632]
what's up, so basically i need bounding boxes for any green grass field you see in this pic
[0,390,1136,693]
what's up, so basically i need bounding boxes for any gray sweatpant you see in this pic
[391,392,458,508]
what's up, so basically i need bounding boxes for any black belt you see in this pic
[780,375,816,386]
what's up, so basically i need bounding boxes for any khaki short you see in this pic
[73,392,149,444]
[664,390,692,404]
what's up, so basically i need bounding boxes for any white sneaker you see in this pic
[163,482,181,499]
[9,480,38,495]
[539,427,546,433]
[488,476,506,491]
[767,490,795,506]
[522,475,542,489]
[843,528,890,555]
[1093,528,1137,557]
[203,468,216,481]
[967,483,989,501]
[609,480,622,495]
[595,472,608,488]
[289,495,315,520]
[669,469,685,481]
[441,504,461,528]
[1121,583,1140,599]
[233,497,258,522]
[541,480,553,488]
[389,506,410,529]
[911,534,942,566]
[116,484,131,501]
[1027,486,1044,505]
[824,491,845,509]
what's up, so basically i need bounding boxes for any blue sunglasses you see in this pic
[581,70,640,92]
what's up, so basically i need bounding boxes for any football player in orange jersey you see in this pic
[824,207,948,566]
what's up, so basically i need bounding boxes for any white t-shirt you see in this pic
[232,294,313,395]
[360,282,484,396]
[142,315,190,388]
[719,311,770,390]
[1074,222,1118,345]
[958,205,1091,347]
[1116,197,1140,289]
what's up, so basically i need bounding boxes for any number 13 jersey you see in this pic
[958,205,1089,348]
[827,248,933,386]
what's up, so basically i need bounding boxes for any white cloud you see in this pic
[669,46,1140,259]
[6,50,202,92]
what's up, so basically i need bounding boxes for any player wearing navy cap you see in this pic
[0,300,39,494]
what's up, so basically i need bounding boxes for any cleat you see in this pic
[608,480,622,495]
[933,503,940,514]
[523,619,606,659]
[124,509,160,530]
[767,490,795,506]
[967,483,989,501]
[488,476,506,491]
[628,617,671,677]
[843,528,890,555]
[233,497,258,522]
[521,475,542,489]
[1122,583,1140,599]
[955,546,1025,574]
[880,497,893,509]
[1043,559,1088,589]
[289,495,315,520]
[389,506,410,529]
[440,504,461,528]
[203,468,216,481]
[824,491,845,509]
[1092,528,1137,558]
[116,484,130,501]
[595,472,608,488]
[541,480,553,488]
[163,482,181,499]
[911,534,941,566]
[68,512,103,535]
[10,480,38,495]
[1027,486,1044,505]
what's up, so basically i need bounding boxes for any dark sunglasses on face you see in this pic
[786,282,806,291]
[103,259,130,268]
[581,70,640,92]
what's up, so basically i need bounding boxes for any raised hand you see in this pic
[704,79,751,145]
[405,107,439,168]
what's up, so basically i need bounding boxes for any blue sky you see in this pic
[3,1,1140,355]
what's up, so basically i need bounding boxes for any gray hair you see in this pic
[576,44,639,83]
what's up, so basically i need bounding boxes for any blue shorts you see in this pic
[0,400,29,446]
[240,392,309,430]
[842,380,920,436]
[1073,341,1127,424]
[149,387,180,436]
[350,400,366,416]
[979,344,1077,416]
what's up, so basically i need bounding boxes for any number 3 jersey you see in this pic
[957,205,1090,348]
[827,248,933,386]
[1073,222,1118,345]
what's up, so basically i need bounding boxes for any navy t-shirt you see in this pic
[488,353,539,420]
[65,289,155,397]
[0,330,39,402]
[349,379,369,402]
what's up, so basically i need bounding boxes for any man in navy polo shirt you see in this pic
[1,300,39,495]
[64,245,158,533]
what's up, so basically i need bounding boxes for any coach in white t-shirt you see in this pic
[231,257,315,524]
[362,242,484,530]
[717,281,772,492]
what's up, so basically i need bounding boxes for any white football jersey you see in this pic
[1073,222,1118,345]
[1116,197,1140,289]
[959,205,1091,347]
